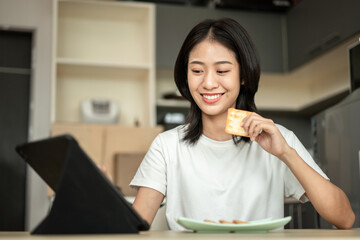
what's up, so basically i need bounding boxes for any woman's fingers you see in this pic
[252,123,264,140]
[241,112,291,158]
[242,113,273,140]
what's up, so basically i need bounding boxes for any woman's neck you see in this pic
[201,112,232,141]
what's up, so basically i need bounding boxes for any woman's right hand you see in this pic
[242,112,291,160]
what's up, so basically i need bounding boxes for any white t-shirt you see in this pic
[130,124,328,230]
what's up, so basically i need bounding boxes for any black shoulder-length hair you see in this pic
[174,18,260,145]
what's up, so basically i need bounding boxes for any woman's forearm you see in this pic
[280,147,355,229]
[133,187,165,226]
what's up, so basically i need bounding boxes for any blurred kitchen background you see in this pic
[0,0,359,232]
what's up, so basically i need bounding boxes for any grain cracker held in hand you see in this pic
[225,108,252,137]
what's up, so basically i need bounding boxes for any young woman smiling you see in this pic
[129,18,355,230]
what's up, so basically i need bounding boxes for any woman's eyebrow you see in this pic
[189,60,204,65]
[189,60,233,65]
[215,61,233,65]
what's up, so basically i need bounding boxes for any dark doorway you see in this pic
[0,29,32,231]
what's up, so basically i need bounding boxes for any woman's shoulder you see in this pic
[275,123,300,147]
[150,125,188,154]
[157,124,187,142]
[275,123,294,137]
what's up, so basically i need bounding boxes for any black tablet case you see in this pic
[16,135,149,234]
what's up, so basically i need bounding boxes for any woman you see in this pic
[130,18,355,230]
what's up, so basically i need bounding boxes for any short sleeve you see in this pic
[129,135,167,196]
[282,127,329,203]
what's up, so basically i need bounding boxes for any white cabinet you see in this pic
[52,0,156,126]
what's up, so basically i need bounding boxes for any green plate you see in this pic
[176,216,292,233]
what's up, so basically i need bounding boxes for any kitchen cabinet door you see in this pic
[156,4,285,73]
[287,0,360,70]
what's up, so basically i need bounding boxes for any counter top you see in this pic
[2,229,360,240]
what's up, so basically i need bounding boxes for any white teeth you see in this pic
[202,94,222,100]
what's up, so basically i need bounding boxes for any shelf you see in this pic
[57,58,151,70]
[55,64,151,125]
[52,0,155,126]
[56,63,149,83]
[57,0,152,64]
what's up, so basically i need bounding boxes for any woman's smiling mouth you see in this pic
[201,93,224,103]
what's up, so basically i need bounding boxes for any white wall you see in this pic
[0,0,53,231]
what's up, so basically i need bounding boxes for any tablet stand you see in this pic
[18,135,149,234]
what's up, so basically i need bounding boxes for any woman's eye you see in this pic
[217,70,229,74]
[192,69,203,74]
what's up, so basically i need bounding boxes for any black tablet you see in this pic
[16,134,149,234]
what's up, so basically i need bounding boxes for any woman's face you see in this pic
[187,39,241,118]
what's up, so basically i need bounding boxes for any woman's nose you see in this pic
[203,71,219,90]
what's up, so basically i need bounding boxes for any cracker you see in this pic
[225,108,252,137]
[219,220,233,224]
[203,220,216,223]
[233,220,248,224]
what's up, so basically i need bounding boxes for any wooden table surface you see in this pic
[1,229,360,240]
